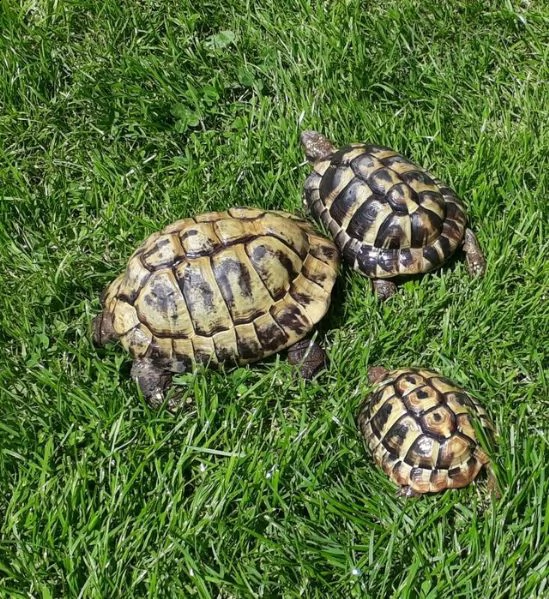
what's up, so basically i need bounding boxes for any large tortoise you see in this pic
[301,131,486,299]
[357,367,497,496]
[93,207,339,406]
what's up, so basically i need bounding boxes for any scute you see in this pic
[246,236,300,300]
[367,167,403,196]
[115,256,150,303]
[174,258,232,336]
[142,233,184,269]
[420,405,456,438]
[252,312,289,353]
[401,384,440,415]
[358,368,494,495]
[121,324,153,358]
[211,245,271,325]
[405,435,440,469]
[179,222,221,258]
[410,206,444,247]
[134,269,195,337]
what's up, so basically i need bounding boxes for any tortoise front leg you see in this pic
[397,485,420,498]
[372,279,398,301]
[463,228,486,277]
[131,359,173,409]
[287,338,326,379]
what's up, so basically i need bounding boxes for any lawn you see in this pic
[1,0,548,597]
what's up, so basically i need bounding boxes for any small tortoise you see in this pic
[301,131,486,300]
[357,367,496,496]
[93,207,339,407]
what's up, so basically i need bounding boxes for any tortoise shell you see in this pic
[96,207,339,374]
[357,368,495,496]
[303,142,468,279]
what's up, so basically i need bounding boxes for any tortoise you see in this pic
[93,207,339,407]
[357,367,497,497]
[301,131,486,300]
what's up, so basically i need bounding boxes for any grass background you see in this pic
[1,0,548,596]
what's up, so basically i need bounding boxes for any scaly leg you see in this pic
[463,228,486,277]
[131,359,173,409]
[397,485,420,498]
[372,279,398,301]
[287,338,327,379]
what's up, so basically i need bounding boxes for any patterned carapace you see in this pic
[358,368,495,496]
[94,208,339,402]
[304,144,468,280]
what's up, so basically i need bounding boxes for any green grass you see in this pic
[1,0,548,596]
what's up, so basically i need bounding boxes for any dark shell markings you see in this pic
[357,367,497,497]
[301,131,486,299]
[93,208,339,407]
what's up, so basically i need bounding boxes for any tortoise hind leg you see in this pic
[397,485,420,498]
[287,339,326,379]
[131,359,173,409]
[372,279,397,301]
[486,465,502,500]
[463,228,486,277]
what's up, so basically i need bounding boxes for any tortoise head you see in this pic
[367,366,389,385]
[92,311,117,346]
[300,130,337,164]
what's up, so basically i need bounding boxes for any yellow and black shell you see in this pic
[99,207,339,371]
[304,144,468,279]
[357,368,494,495]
